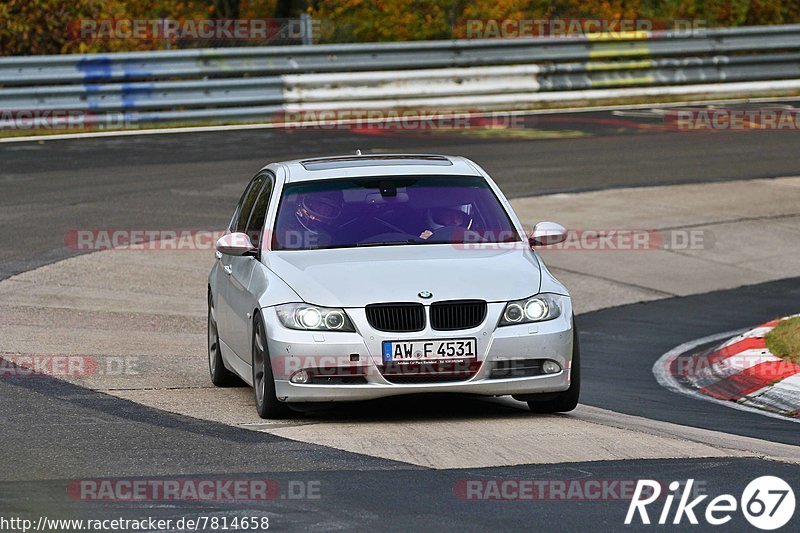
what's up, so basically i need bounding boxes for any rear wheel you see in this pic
[208,294,238,387]
[526,327,580,414]
[252,314,293,419]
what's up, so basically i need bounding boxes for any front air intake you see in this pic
[430,300,487,331]
[365,303,425,332]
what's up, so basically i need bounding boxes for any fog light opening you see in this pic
[542,360,561,374]
[290,369,312,384]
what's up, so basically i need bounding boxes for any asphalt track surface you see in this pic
[580,277,800,447]
[4,103,800,280]
[2,285,799,531]
[2,105,800,530]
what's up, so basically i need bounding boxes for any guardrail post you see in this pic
[301,14,313,45]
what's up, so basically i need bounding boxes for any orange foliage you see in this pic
[1,0,798,55]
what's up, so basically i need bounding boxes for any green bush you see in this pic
[766,317,800,365]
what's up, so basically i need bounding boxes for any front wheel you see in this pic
[252,314,293,419]
[525,326,580,414]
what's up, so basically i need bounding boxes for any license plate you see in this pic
[382,338,477,364]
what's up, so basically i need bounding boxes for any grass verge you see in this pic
[765,316,800,365]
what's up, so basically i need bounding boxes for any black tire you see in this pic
[526,326,580,414]
[252,313,293,419]
[208,293,239,387]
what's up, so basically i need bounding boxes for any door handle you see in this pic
[223,265,232,275]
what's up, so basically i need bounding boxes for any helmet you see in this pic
[295,191,343,233]
[425,206,472,232]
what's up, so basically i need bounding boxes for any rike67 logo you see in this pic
[626,477,795,530]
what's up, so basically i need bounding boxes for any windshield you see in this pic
[271,175,520,250]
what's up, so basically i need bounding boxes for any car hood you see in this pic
[265,244,541,308]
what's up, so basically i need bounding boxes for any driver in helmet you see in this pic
[281,190,343,248]
[419,206,471,240]
[295,192,342,232]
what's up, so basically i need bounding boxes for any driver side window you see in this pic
[233,175,267,233]
[245,176,274,247]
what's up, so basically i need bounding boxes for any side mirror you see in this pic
[215,232,257,256]
[529,221,567,247]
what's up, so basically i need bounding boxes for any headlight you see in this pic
[499,293,562,326]
[276,303,355,332]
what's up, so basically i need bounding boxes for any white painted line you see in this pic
[652,329,800,424]
[3,95,800,144]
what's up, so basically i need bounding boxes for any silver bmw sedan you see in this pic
[208,154,577,418]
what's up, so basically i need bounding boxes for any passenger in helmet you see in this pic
[419,206,471,240]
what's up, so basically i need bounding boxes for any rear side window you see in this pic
[234,175,267,232]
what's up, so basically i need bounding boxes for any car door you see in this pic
[226,173,274,362]
[216,173,267,352]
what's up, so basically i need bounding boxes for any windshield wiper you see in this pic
[356,239,417,247]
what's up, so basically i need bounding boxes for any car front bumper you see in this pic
[263,298,574,403]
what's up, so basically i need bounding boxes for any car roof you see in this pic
[274,154,482,182]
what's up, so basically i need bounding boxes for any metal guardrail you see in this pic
[1,24,800,127]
